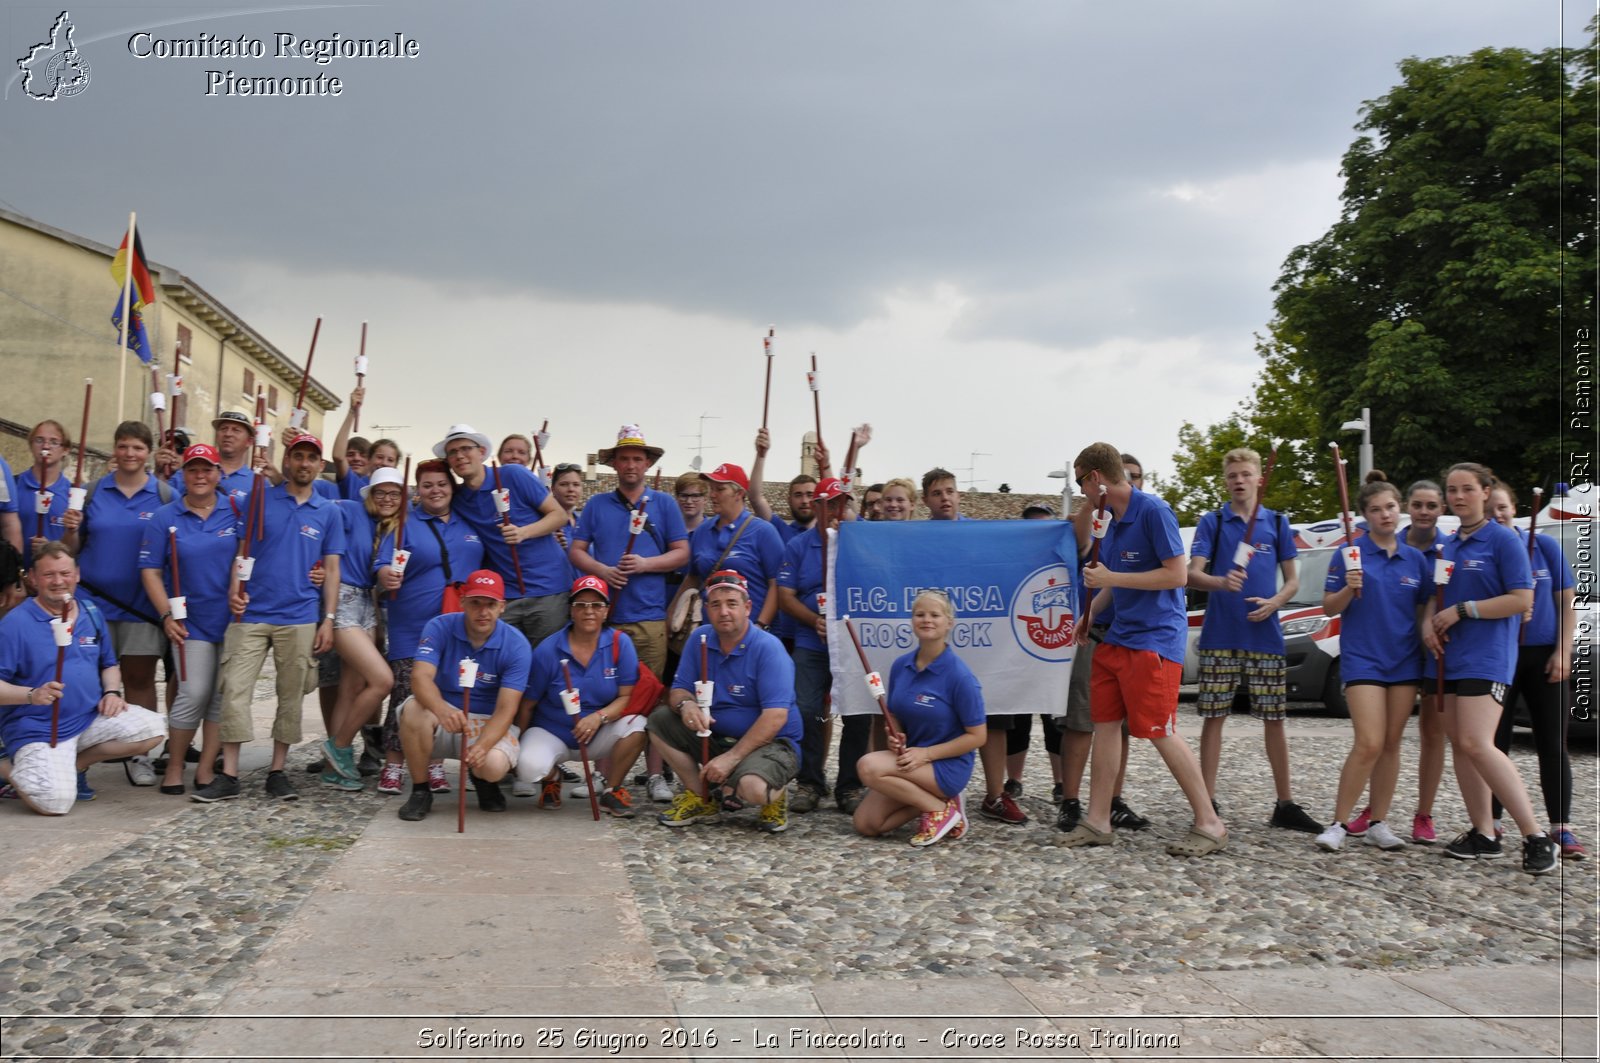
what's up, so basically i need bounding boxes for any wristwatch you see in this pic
[103,688,124,699]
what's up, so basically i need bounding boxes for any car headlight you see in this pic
[1281,616,1329,637]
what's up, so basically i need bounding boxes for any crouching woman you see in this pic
[853,590,985,847]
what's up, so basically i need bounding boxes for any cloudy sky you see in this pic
[2,1,1584,499]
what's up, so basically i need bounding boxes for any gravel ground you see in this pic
[0,705,1593,1059]
[616,715,1598,987]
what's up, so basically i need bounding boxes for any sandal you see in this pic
[1059,821,1115,848]
[1167,826,1228,857]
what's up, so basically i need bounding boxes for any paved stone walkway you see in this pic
[0,692,1595,1061]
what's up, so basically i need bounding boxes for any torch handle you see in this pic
[295,317,321,415]
[353,322,367,432]
[458,688,470,833]
[490,463,526,596]
[74,378,94,488]
[531,419,548,473]
[842,616,901,742]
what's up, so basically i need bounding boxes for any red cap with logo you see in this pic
[812,477,848,503]
[181,443,223,468]
[701,463,749,492]
[285,433,324,455]
[569,575,611,600]
[462,569,506,601]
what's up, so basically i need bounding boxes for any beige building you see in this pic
[0,207,338,474]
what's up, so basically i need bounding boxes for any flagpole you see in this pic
[115,212,138,424]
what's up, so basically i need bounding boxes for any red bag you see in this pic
[613,630,665,717]
[440,582,465,614]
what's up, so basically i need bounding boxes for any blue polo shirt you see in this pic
[1103,489,1187,663]
[887,645,985,799]
[335,500,377,590]
[14,468,69,548]
[765,515,808,640]
[525,625,640,747]
[339,469,369,501]
[1423,523,1533,684]
[670,622,802,758]
[688,511,785,619]
[1192,505,1297,654]
[414,613,532,712]
[140,498,241,644]
[77,474,168,623]
[573,489,688,624]
[778,526,830,653]
[375,508,485,660]
[0,455,14,515]
[238,484,345,626]
[1325,537,1432,683]
[768,513,808,544]
[0,598,117,750]
[170,463,257,508]
[1521,530,1574,647]
[452,463,567,599]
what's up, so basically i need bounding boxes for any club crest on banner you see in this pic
[1010,565,1076,662]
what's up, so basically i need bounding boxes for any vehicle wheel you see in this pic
[1322,658,1348,717]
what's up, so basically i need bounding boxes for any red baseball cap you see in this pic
[285,432,324,455]
[813,477,848,503]
[462,569,506,601]
[569,575,611,601]
[701,463,749,492]
[181,443,222,468]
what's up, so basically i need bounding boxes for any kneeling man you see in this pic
[397,570,529,821]
[0,543,166,814]
[649,570,801,833]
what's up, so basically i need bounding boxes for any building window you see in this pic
[176,324,192,365]
[267,385,280,414]
[242,367,255,400]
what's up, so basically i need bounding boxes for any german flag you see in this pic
[110,229,157,363]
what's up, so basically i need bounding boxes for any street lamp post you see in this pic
[1340,408,1373,482]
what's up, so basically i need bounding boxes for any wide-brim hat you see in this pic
[596,424,665,465]
[432,423,493,459]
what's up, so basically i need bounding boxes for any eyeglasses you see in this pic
[570,601,608,611]
[31,437,65,448]
[444,444,480,459]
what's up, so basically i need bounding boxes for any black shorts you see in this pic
[1442,678,1506,704]
[984,713,1015,732]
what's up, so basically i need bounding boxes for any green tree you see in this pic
[1155,328,1337,526]
[1272,31,1596,493]
[1167,26,1596,513]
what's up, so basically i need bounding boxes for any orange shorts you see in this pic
[1089,642,1181,739]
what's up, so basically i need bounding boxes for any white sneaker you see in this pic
[1365,820,1406,850]
[570,772,603,799]
[1315,822,1346,852]
[511,779,536,798]
[124,756,157,787]
[647,773,674,803]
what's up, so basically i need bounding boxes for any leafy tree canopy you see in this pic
[1163,23,1596,522]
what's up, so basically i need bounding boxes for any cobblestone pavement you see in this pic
[0,701,1594,1060]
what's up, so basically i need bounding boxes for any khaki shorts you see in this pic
[647,703,797,795]
[398,697,520,767]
